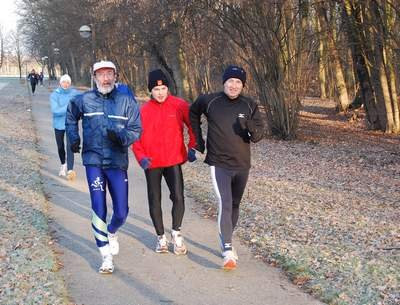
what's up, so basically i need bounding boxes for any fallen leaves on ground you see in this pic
[0,92,68,305]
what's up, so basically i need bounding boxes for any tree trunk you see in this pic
[317,18,327,99]
[342,0,382,129]
[163,28,186,97]
[69,50,79,83]
[387,55,400,133]
[317,4,350,111]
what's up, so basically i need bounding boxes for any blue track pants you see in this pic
[86,166,129,248]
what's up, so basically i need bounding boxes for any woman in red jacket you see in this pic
[132,69,196,255]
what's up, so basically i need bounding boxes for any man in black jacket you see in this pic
[27,69,39,95]
[190,65,264,270]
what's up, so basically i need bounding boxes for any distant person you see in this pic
[66,60,141,274]
[27,69,39,95]
[50,74,80,180]
[132,69,196,255]
[189,65,264,270]
[39,71,44,86]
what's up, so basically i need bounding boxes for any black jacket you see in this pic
[27,73,39,85]
[189,92,264,170]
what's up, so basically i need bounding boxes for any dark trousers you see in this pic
[54,129,74,170]
[31,83,37,94]
[145,165,185,236]
[210,166,249,251]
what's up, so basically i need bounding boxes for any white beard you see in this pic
[96,80,115,95]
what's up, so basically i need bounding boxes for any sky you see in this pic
[0,0,18,32]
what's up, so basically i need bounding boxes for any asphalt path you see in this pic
[7,77,324,305]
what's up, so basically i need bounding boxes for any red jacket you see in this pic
[132,95,196,169]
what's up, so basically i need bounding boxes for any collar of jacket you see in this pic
[95,87,117,99]
[222,91,242,102]
[56,87,72,94]
[149,94,171,105]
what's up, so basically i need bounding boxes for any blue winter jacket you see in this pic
[50,87,80,130]
[116,83,135,99]
[66,87,142,170]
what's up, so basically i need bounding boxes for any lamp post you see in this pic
[79,24,96,88]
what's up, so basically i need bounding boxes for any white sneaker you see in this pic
[220,242,238,260]
[171,230,187,255]
[98,245,114,274]
[99,254,114,274]
[58,164,67,176]
[108,232,119,256]
[155,234,169,253]
[66,170,76,180]
[222,250,237,270]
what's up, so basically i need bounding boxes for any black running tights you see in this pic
[144,165,185,236]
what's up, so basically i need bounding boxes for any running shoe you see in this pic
[222,250,237,270]
[66,170,76,180]
[58,164,67,177]
[99,254,114,274]
[98,245,114,274]
[156,234,169,253]
[171,230,187,255]
[108,232,119,256]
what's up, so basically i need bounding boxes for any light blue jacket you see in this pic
[50,87,80,130]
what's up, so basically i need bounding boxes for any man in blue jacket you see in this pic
[66,60,142,274]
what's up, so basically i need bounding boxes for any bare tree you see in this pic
[316,1,350,111]
[0,26,4,69]
[195,0,316,139]
[341,0,400,133]
[8,30,25,78]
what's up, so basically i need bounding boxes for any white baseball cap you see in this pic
[93,60,116,74]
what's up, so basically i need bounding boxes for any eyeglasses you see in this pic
[95,71,115,78]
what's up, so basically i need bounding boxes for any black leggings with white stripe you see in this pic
[210,166,249,252]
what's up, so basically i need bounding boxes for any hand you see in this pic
[107,129,120,144]
[187,148,196,162]
[71,141,80,153]
[195,141,205,154]
[246,119,256,133]
[237,113,248,130]
[139,157,151,170]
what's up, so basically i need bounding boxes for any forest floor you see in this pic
[183,98,400,305]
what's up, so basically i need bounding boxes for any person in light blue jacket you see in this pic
[50,74,80,180]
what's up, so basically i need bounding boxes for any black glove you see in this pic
[246,119,257,133]
[195,140,205,154]
[237,114,248,130]
[71,141,81,153]
[238,114,257,133]
[107,129,121,145]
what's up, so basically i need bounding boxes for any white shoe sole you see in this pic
[173,246,187,255]
[156,248,169,253]
[99,267,114,274]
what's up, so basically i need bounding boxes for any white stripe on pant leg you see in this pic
[210,166,222,236]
